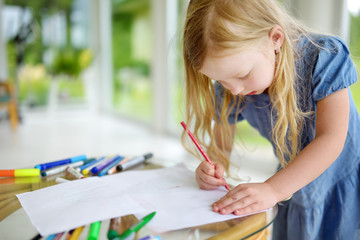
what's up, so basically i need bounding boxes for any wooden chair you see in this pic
[0,81,19,130]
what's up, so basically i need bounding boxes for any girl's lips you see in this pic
[247,91,257,95]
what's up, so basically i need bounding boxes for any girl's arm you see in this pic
[213,88,350,215]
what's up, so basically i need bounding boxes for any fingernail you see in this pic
[212,203,218,210]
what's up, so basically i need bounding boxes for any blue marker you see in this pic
[35,155,87,171]
[45,234,55,240]
[98,156,124,177]
[78,157,104,172]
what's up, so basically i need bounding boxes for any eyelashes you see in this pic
[216,71,251,89]
[238,72,250,80]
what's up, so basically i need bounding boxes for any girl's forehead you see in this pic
[200,51,254,80]
[203,49,255,68]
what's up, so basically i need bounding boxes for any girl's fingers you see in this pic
[215,195,256,215]
[213,188,250,211]
[233,203,258,215]
[213,183,277,215]
[197,173,225,190]
[195,161,226,190]
[198,180,218,190]
[214,163,224,179]
[202,162,216,175]
[196,162,214,176]
[216,188,248,205]
[201,169,224,183]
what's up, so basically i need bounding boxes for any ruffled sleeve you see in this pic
[312,36,358,101]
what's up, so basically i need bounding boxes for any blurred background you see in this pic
[0,0,359,170]
[0,1,359,239]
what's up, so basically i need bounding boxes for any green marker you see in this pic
[110,212,156,240]
[87,221,101,240]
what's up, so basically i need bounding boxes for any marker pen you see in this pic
[82,157,106,175]
[52,232,64,240]
[116,153,153,172]
[0,169,40,177]
[109,212,156,240]
[69,226,84,240]
[77,157,101,172]
[107,217,121,240]
[107,158,129,175]
[31,233,42,240]
[112,232,135,240]
[0,176,40,184]
[138,236,162,240]
[87,221,101,240]
[46,232,64,240]
[45,233,55,240]
[91,155,121,175]
[98,156,124,177]
[35,155,87,171]
[117,212,156,240]
[41,161,84,177]
[66,166,85,179]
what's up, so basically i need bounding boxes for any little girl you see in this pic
[181,0,360,239]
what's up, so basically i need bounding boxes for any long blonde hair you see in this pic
[181,0,310,168]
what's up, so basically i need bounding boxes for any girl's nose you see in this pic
[229,83,244,95]
[220,80,244,95]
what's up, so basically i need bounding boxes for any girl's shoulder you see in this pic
[296,34,351,60]
[296,34,357,102]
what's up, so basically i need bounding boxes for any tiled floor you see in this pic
[0,109,278,239]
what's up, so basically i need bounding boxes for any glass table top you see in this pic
[0,163,277,240]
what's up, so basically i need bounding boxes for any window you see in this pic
[111,0,153,123]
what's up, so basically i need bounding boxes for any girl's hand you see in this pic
[195,161,227,190]
[212,182,278,215]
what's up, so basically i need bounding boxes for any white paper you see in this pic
[17,164,265,236]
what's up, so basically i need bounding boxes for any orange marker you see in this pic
[0,169,40,177]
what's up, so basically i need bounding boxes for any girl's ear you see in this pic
[269,25,285,50]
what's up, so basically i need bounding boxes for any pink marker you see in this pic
[181,121,231,191]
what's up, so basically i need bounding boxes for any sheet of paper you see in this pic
[17,164,265,236]
[17,176,146,235]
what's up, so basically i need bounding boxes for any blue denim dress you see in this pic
[215,36,360,239]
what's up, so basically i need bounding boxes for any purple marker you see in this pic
[91,155,121,175]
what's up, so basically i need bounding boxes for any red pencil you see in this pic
[181,121,231,191]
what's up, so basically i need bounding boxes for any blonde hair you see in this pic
[182,0,311,168]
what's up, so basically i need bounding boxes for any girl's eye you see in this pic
[238,72,250,80]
